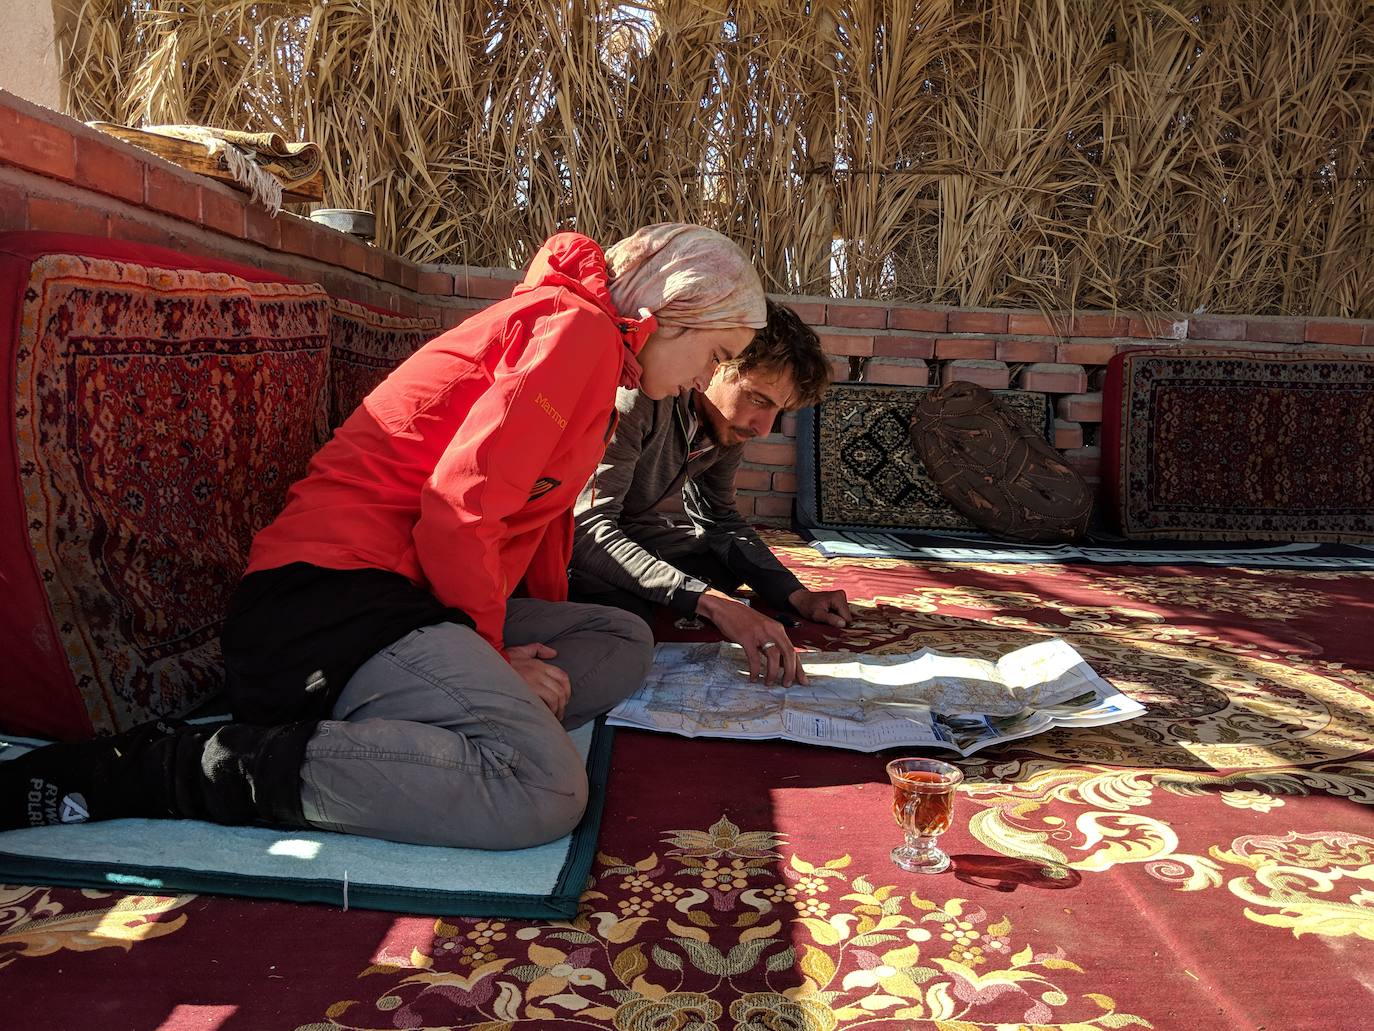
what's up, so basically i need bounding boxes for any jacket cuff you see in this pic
[755,572,806,612]
[666,575,710,616]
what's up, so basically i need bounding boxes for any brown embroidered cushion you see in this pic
[910,381,1092,542]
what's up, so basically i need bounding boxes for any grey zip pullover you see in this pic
[571,387,804,615]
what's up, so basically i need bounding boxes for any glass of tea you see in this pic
[886,757,963,874]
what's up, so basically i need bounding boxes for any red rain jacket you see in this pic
[246,233,653,653]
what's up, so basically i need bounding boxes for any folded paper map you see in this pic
[607,637,1144,756]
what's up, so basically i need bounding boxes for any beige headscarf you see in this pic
[606,224,767,332]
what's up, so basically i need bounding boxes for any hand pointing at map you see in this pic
[695,590,806,686]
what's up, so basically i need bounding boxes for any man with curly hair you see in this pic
[571,300,850,687]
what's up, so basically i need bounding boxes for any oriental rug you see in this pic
[804,526,1374,568]
[1,529,1371,1030]
[328,298,436,430]
[1101,347,1374,543]
[0,232,331,741]
[796,383,1051,533]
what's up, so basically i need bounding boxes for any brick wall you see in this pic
[431,270,1374,523]
[0,90,470,325]
[5,89,1372,527]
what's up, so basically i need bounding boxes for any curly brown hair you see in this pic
[723,299,831,410]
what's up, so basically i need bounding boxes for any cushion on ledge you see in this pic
[0,232,331,740]
[795,382,1053,532]
[911,381,1092,542]
[1101,347,1374,542]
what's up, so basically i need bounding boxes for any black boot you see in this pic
[1,718,317,831]
[1,718,186,830]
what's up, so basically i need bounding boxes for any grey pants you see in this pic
[297,598,652,849]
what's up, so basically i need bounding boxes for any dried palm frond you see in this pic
[55,0,1374,316]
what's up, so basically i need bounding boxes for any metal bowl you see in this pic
[309,208,377,240]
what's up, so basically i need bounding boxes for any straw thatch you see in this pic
[56,1,1374,316]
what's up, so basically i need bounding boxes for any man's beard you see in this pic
[696,394,734,447]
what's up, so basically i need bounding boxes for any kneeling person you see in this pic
[570,301,849,686]
[1,225,768,847]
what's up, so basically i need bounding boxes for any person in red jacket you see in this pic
[2,225,766,848]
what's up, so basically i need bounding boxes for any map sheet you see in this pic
[607,637,1144,755]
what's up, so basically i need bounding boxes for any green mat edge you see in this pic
[0,719,615,919]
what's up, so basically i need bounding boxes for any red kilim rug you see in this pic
[2,529,1372,1030]
[1101,347,1374,543]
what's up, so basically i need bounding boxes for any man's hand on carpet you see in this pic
[788,588,852,628]
[697,591,805,686]
[508,643,571,720]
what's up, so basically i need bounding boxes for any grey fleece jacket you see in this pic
[571,387,804,615]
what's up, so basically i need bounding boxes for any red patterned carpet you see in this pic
[3,529,1372,1030]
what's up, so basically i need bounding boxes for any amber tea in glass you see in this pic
[886,757,963,874]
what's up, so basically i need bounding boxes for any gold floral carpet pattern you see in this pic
[2,529,1371,1029]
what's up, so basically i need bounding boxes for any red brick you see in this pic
[198,184,245,237]
[1188,316,1246,341]
[826,302,887,329]
[817,330,874,357]
[1129,315,1188,339]
[308,223,348,268]
[996,339,1058,363]
[779,412,798,437]
[1053,420,1083,449]
[735,467,772,491]
[26,195,106,236]
[1365,325,1374,348]
[942,359,1009,389]
[418,270,454,295]
[1070,314,1130,337]
[888,306,947,333]
[743,436,796,466]
[1057,341,1120,366]
[0,105,75,181]
[1245,318,1304,344]
[830,356,852,382]
[108,213,176,249]
[948,311,1008,334]
[74,134,144,205]
[1008,312,1069,337]
[754,494,793,519]
[1018,362,1088,393]
[776,299,825,324]
[364,247,386,279]
[1305,320,1365,346]
[0,179,25,231]
[244,206,282,249]
[141,165,200,222]
[278,212,319,258]
[772,470,798,493]
[397,260,420,293]
[1063,446,1102,479]
[936,337,996,360]
[462,275,516,300]
[1057,392,1103,422]
[865,358,928,386]
[381,253,408,288]
[339,237,370,275]
[316,269,354,299]
[440,306,468,329]
[733,494,756,516]
[873,333,935,359]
